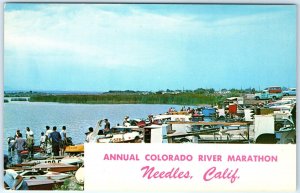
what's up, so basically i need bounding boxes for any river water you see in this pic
[3,101,181,154]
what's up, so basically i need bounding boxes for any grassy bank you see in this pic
[54,177,83,190]
[29,93,228,105]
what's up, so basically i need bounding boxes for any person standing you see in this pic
[14,130,21,139]
[148,114,154,125]
[60,126,67,156]
[104,119,111,135]
[123,116,131,127]
[7,137,15,155]
[26,134,34,159]
[49,126,61,156]
[45,126,52,144]
[45,126,53,154]
[40,132,46,152]
[86,127,98,143]
[13,133,26,164]
[25,127,34,139]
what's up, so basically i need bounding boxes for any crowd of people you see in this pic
[8,117,136,160]
[7,126,69,163]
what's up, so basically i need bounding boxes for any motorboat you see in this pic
[32,163,78,173]
[20,170,71,180]
[97,126,142,143]
[61,156,84,166]
[65,144,84,153]
[25,179,64,190]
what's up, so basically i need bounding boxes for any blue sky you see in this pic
[4,4,296,91]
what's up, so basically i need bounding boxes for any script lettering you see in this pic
[203,166,239,183]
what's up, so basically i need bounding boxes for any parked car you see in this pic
[283,88,296,96]
[263,86,282,93]
[255,90,283,100]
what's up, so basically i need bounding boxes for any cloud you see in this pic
[4,4,296,91]
[5,6,179,69]
[7,4,286,69]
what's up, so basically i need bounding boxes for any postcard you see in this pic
[2,2,296,192]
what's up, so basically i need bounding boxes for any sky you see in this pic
[4,3,297,92]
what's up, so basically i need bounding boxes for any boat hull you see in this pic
[33,163,78,173]
[26,179,64,190]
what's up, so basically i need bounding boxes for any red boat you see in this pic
[26,179,64,190]
[20,146,43,155]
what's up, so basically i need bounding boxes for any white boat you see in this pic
[153,113,191,123]
[29,155,83,166]
[20,170,71,180]
[75,165,84,185]
[267,99,295,112]
[97,126,142,143]
[61,156,84,166]
[28,157,63,165]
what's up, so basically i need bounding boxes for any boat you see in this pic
[28,155,82,165]
[61,156,84,166]
[11,163,36,167]
[167,111,191,115]
[153,113,192,124]
[32,163,78,173]
[8,163,36,171]
[275,127,296,144]
[75,165,84,185]
[32,152,56,160]
[28,158,61,165]
[65,144,84,153]
[165,121,242,144]
[142,121,252,144]
[20,146,43,155]
[25,179,64,190]
[20,170,71,180]
[97,126,142,143]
